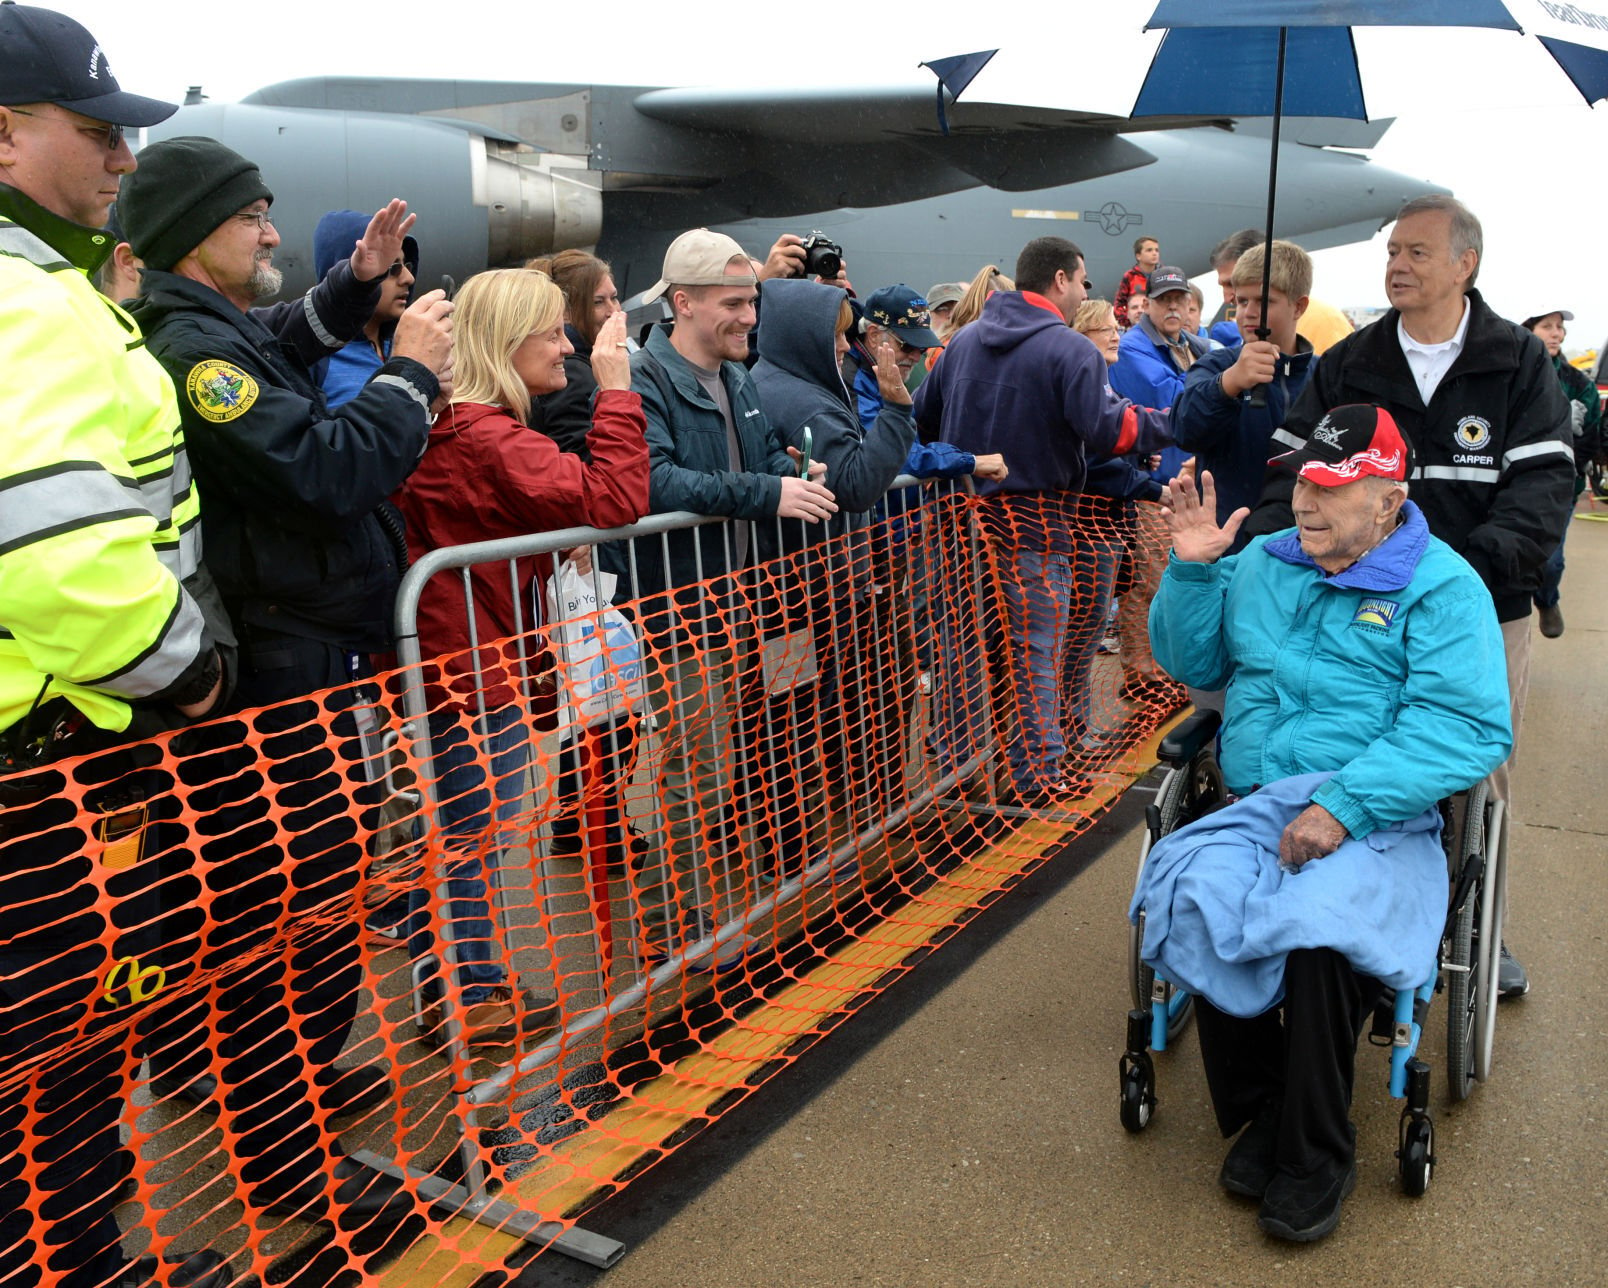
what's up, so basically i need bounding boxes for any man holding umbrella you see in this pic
[1244,194,1573,998]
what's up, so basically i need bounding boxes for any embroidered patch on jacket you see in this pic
[185,360,259,422]
[1454,415,1492,451]
[1352,597,1400,630]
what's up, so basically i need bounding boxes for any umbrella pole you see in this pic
[1250,26,1288,409]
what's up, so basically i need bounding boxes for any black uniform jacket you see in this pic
[1245,289,1574,623]
[132,262,439,649]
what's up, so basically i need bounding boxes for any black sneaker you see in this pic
[1257,1162,1356,1243]
[1219,1107,1281,1199]
[1498,942,1531,998]
[121,1250,252,1288]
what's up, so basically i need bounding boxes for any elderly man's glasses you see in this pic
[232,210,276,232]
[9,107,123,150]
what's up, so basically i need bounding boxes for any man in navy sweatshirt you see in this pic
[914,236,1171,804]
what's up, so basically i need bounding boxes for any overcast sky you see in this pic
[63,0,1608,357]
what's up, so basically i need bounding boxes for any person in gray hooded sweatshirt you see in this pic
[752,276,914,511]
[752,277,920,824]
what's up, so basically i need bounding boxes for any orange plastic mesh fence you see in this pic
[0,489,1184,1286]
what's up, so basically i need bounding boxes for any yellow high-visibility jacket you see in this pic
[0,185,215,737]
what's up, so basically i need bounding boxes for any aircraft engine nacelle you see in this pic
[144,102,602,296]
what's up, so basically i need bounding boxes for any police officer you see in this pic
[0,7,236,1284]
[119,140,452,1222]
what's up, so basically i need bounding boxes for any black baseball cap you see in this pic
[1146,266,1190,298]
[0,3,177,126]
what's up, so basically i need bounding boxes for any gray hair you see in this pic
[1393,195,1483,288]
[1210,228,1262,270]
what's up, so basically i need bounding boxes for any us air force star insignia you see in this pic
[1455,415,1492,450]
[186,360,259,422]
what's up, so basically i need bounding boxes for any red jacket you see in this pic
[395,388,650,713]
[1113,264,1150,328]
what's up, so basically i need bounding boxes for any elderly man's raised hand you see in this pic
[1161,470,1246,563]
[392,288,453,375]
[351,199,417,281]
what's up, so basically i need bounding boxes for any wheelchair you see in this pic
[1118,708,1508,1196]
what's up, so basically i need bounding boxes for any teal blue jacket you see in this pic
[1148,500,1511,839]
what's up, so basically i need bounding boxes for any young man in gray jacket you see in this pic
[607,229,836,961]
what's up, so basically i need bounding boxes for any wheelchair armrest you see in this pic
[1158,708,1222,768]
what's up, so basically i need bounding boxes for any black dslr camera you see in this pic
[799,231,844,279]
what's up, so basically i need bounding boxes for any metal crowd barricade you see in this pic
[0,480,1189,1284]
[370,475,1003,1262]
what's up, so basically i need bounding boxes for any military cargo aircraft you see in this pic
[148,76,1447,302]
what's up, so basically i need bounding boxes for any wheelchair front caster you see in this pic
[1119,1050,1156,1133]
[1398,1112,1434,1197]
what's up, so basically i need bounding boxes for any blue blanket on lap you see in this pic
[1129,772,1446,1018]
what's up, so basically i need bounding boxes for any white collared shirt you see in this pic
[1397,298,1471,405]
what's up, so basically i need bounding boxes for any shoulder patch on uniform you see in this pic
[185,359,259,422]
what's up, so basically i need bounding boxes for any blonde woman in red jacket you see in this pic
[394,268,649,1045]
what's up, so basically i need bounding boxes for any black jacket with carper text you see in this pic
[131,262,439,650]
[1244,290,1574,622]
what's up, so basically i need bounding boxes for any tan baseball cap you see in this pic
[643,228,756,303]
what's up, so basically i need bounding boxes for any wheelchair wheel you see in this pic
[1444,784,1485,1102]
[1473,795,1508,1083]
[1398,1113,1434,1197]
[1119,1051,1156,1133]
[1129,750,1224,1019]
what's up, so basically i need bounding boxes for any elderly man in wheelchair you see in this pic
[1129,404,1512,1243]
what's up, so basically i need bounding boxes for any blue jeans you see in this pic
[405,704,532,1003]
[1003,547,1074,792]
[1533,521,1567,609]
[1061,537,1124,745]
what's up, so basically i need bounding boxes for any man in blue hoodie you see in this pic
[914,236,1171,804]
[313,208,419,406]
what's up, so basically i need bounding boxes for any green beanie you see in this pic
[120,135,275,272]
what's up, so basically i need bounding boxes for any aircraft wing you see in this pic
[237,76,1239,215]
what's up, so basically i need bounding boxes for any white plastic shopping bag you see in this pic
[543,560,647,741]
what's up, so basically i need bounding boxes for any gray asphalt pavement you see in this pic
[535,510,1608,1288]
